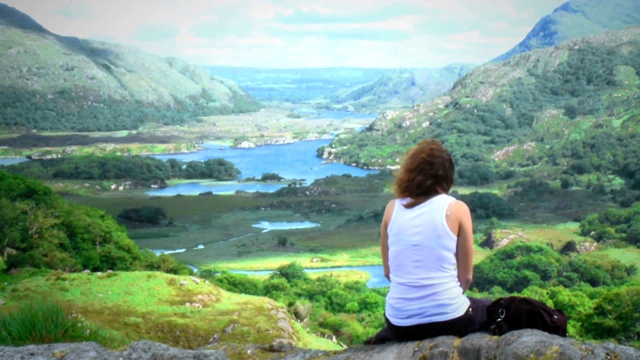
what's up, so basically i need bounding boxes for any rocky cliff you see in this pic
[1,330,638,360]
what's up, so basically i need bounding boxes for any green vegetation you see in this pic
[4,155,240,183]
[118,206,168,226]
[474,242,637,292]
[324,27,640,192]
[0,270,340,351]
[579,203,640,246]
[205,263,387,345]
[0,297,109,346]
[0,170,190,274]
[204,250,640,348]
[0,8,262,133]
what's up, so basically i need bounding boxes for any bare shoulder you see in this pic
[448,198,471,220]
[385,199,396,211]
[453,199,470,212]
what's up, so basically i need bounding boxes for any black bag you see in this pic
[482,296,568,337]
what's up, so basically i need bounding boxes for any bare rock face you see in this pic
[0,330,638,360]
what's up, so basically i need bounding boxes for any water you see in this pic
[147,139,378,196]
[0,158,29,166]
[252,221,320,232]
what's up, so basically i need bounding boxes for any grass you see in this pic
[0,270,341,352]
[510,221,588,249]
[0,297,110,347]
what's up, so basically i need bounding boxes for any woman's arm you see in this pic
[380,200,395,282]
[452,200,474,292]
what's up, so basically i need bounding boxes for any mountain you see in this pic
[0,3,261,132]
[494,0,640,62]
[323,64,475,112]
[322,26,640,188]
[206,66,391,103]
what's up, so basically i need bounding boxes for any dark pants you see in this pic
[364,297,491,345]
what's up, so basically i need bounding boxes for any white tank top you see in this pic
[385,194,470,326]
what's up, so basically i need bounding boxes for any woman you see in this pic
[366,139,486,344]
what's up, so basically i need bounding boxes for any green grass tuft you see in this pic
[0,297,110,346]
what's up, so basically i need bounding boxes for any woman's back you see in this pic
[385,194,470,326]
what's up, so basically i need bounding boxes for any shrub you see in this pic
[118,206,167,225]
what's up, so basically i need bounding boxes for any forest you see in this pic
[3,155,241,183]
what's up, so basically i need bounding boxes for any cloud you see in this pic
[1,0,568,68]
[135,24,181,43]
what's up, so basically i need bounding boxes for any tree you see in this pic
[276,262,307,283]
[581,287,640,344]
[118,206,167,225]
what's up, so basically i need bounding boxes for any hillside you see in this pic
[0,270,339,352]
[322,26,640,190]
[0,3,261,132]
[495,0,640,62]
[323,64,475,112]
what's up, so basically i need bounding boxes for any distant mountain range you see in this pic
[326,0,640,112]
[324,64,475,113]
[0,3,261,132]
[495,0,640,62]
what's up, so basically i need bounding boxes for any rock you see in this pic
[0,330,637,360]
[332,330,639,360]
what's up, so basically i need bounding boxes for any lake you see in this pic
[147,139,378,196]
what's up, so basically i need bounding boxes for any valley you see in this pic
[1,0,639,353]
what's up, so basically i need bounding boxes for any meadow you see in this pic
[63,179,640,277]
[66,189,391,271]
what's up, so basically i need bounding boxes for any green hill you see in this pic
[322,26,640,190]
[0,3,261,132]
[324,64,475,112]
[495,0,640,62]
[0,270,338,351]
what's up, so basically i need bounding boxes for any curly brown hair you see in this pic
[393,139,455,208]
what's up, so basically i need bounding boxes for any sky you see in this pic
[3,0,569,68]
